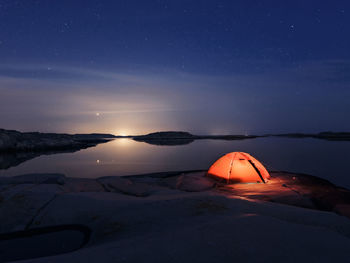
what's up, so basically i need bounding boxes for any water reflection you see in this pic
[0,138,350,189]
[0,149,85,170]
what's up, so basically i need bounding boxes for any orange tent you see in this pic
[207,152,270,183]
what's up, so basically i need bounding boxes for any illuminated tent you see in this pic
[207,152,270,183]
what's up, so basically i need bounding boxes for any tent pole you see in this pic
[227,153,235,183]
[248,160,265,183]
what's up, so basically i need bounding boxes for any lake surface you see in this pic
[1,137,350,188]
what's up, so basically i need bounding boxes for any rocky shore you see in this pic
[1,170,350,262]
[0,129,115,152]
[0,129,117,170]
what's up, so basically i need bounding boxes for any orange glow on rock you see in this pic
[207,152,270,183]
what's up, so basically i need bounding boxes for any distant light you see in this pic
[96,112,100,116]
[96,160,100,164]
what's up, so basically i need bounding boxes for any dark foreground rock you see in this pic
[2,171,350,262]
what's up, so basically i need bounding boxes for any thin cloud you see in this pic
[0,60,349,134]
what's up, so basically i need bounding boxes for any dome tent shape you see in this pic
[207,152,270,183]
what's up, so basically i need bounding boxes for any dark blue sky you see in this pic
[0,0,349,135]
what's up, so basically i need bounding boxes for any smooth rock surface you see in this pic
[2,171,350,263]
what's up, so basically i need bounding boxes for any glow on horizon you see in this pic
[115,131,129,136]
[0,63,349,135]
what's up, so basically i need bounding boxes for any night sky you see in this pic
[0,0,349,135]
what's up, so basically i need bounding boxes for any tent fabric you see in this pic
[207,152,270,183]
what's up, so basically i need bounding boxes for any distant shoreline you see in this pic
[131,131,350,145]
[1,129,350,152]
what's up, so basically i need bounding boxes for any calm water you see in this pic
[1,138,350,188]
